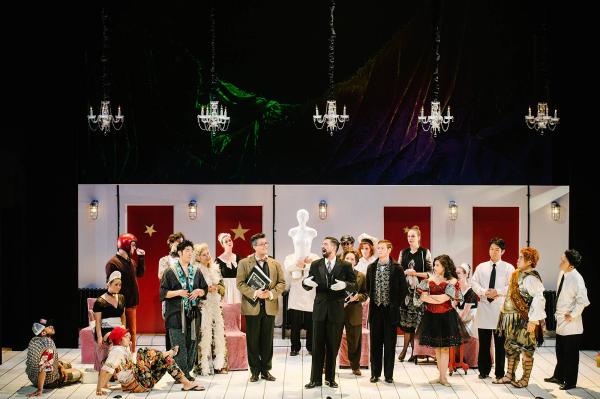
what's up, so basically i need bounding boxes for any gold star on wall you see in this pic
[144,224,157,237]
[231,222,250,241]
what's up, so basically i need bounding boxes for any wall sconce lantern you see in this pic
[188,200,198,220]
[551,201,560,222]
[318,200,328,220]
[89,199,99,220]
[448,200,458,221]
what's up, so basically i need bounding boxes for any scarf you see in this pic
[174,261,198,311]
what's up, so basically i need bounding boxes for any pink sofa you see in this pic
[338,301,369,368]
[223,303,248,371]
[79,298,96,364]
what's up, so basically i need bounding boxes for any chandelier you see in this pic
[418,101,453,137]
[418,1,453,137]
[198,5,230,135]
[525,103,559,133]
[88,101,124,134]
[87,8,123,135]
[525,8,559,135]
[313,0,348,135]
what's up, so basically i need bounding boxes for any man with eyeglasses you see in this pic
[237,233,285,383]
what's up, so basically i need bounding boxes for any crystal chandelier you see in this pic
[198,101,229,133]
[525,103,559,133]
[313,0,348,135]
[88,101,124,134]
[418,101,453,137]
[198,6,230,135]
[87,8,123,135]
[418,2,453,137]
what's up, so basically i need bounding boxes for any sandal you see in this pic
[182,384,205,391]
[492,376,512,384]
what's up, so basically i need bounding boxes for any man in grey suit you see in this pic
[303,237,357,389]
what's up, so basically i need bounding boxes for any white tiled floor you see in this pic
[1,333,598,399]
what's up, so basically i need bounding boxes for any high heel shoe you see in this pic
[398,351,407,362]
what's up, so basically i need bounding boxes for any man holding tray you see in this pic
[236,233,286,383]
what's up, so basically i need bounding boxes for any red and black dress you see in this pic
[415,280,470,347]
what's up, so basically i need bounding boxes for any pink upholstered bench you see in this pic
[79,298,96,364]
[223,303,248,371]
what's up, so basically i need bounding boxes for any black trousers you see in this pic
[245,305,275,374]
[478,328,505,378]
[369,304,397,379]
[311,319,344,383]
[289,309,312,352]
[344,321,362,370]
[553,334,581,386]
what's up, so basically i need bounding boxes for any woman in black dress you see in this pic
[398,226,432,362]
[215,232,241,303]
[93,270,126,371]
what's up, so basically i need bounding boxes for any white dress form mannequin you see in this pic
[284,209,319,313]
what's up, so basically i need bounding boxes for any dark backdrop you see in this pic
[1,0,594,354]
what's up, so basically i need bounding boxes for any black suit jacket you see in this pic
[366,259,408,326]
[302,258,357,323]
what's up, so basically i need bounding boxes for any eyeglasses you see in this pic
[341,242,353,246]
[255,242,269,247]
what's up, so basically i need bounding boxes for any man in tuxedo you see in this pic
[366,240,408,383]
[237,233,286,383]
[303,237,357,389]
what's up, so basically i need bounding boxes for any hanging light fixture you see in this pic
[198,4,230,135]
[418,1,453,137]
[525,8,559,135]
[313,0,349,135]
[87,8,124,135]
[525,103,559,133]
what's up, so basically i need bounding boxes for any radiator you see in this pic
[78,288,106,328]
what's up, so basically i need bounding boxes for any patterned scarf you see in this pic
[174,261,197,311]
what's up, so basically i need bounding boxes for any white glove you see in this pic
[303,276,318,288]
[330,279,347,291]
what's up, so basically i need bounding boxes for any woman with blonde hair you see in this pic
[398,226,432,362]
[193,243,228,375]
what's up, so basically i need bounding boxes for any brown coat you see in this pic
[236,255,286,316]
[344,271,368,326]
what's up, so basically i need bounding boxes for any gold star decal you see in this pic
[144,224,157,237]
[231,222,250,241]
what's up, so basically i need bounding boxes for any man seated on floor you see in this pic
[26,319,82,397]
[96,326,204,395]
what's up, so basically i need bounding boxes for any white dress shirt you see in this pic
[522,274,547,323]
[555,269,590,336]
[471,260,515,329]
[355,255,376,275]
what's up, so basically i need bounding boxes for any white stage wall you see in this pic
[79,184,569,290]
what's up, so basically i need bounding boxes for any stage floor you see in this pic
[1,335,598,399]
